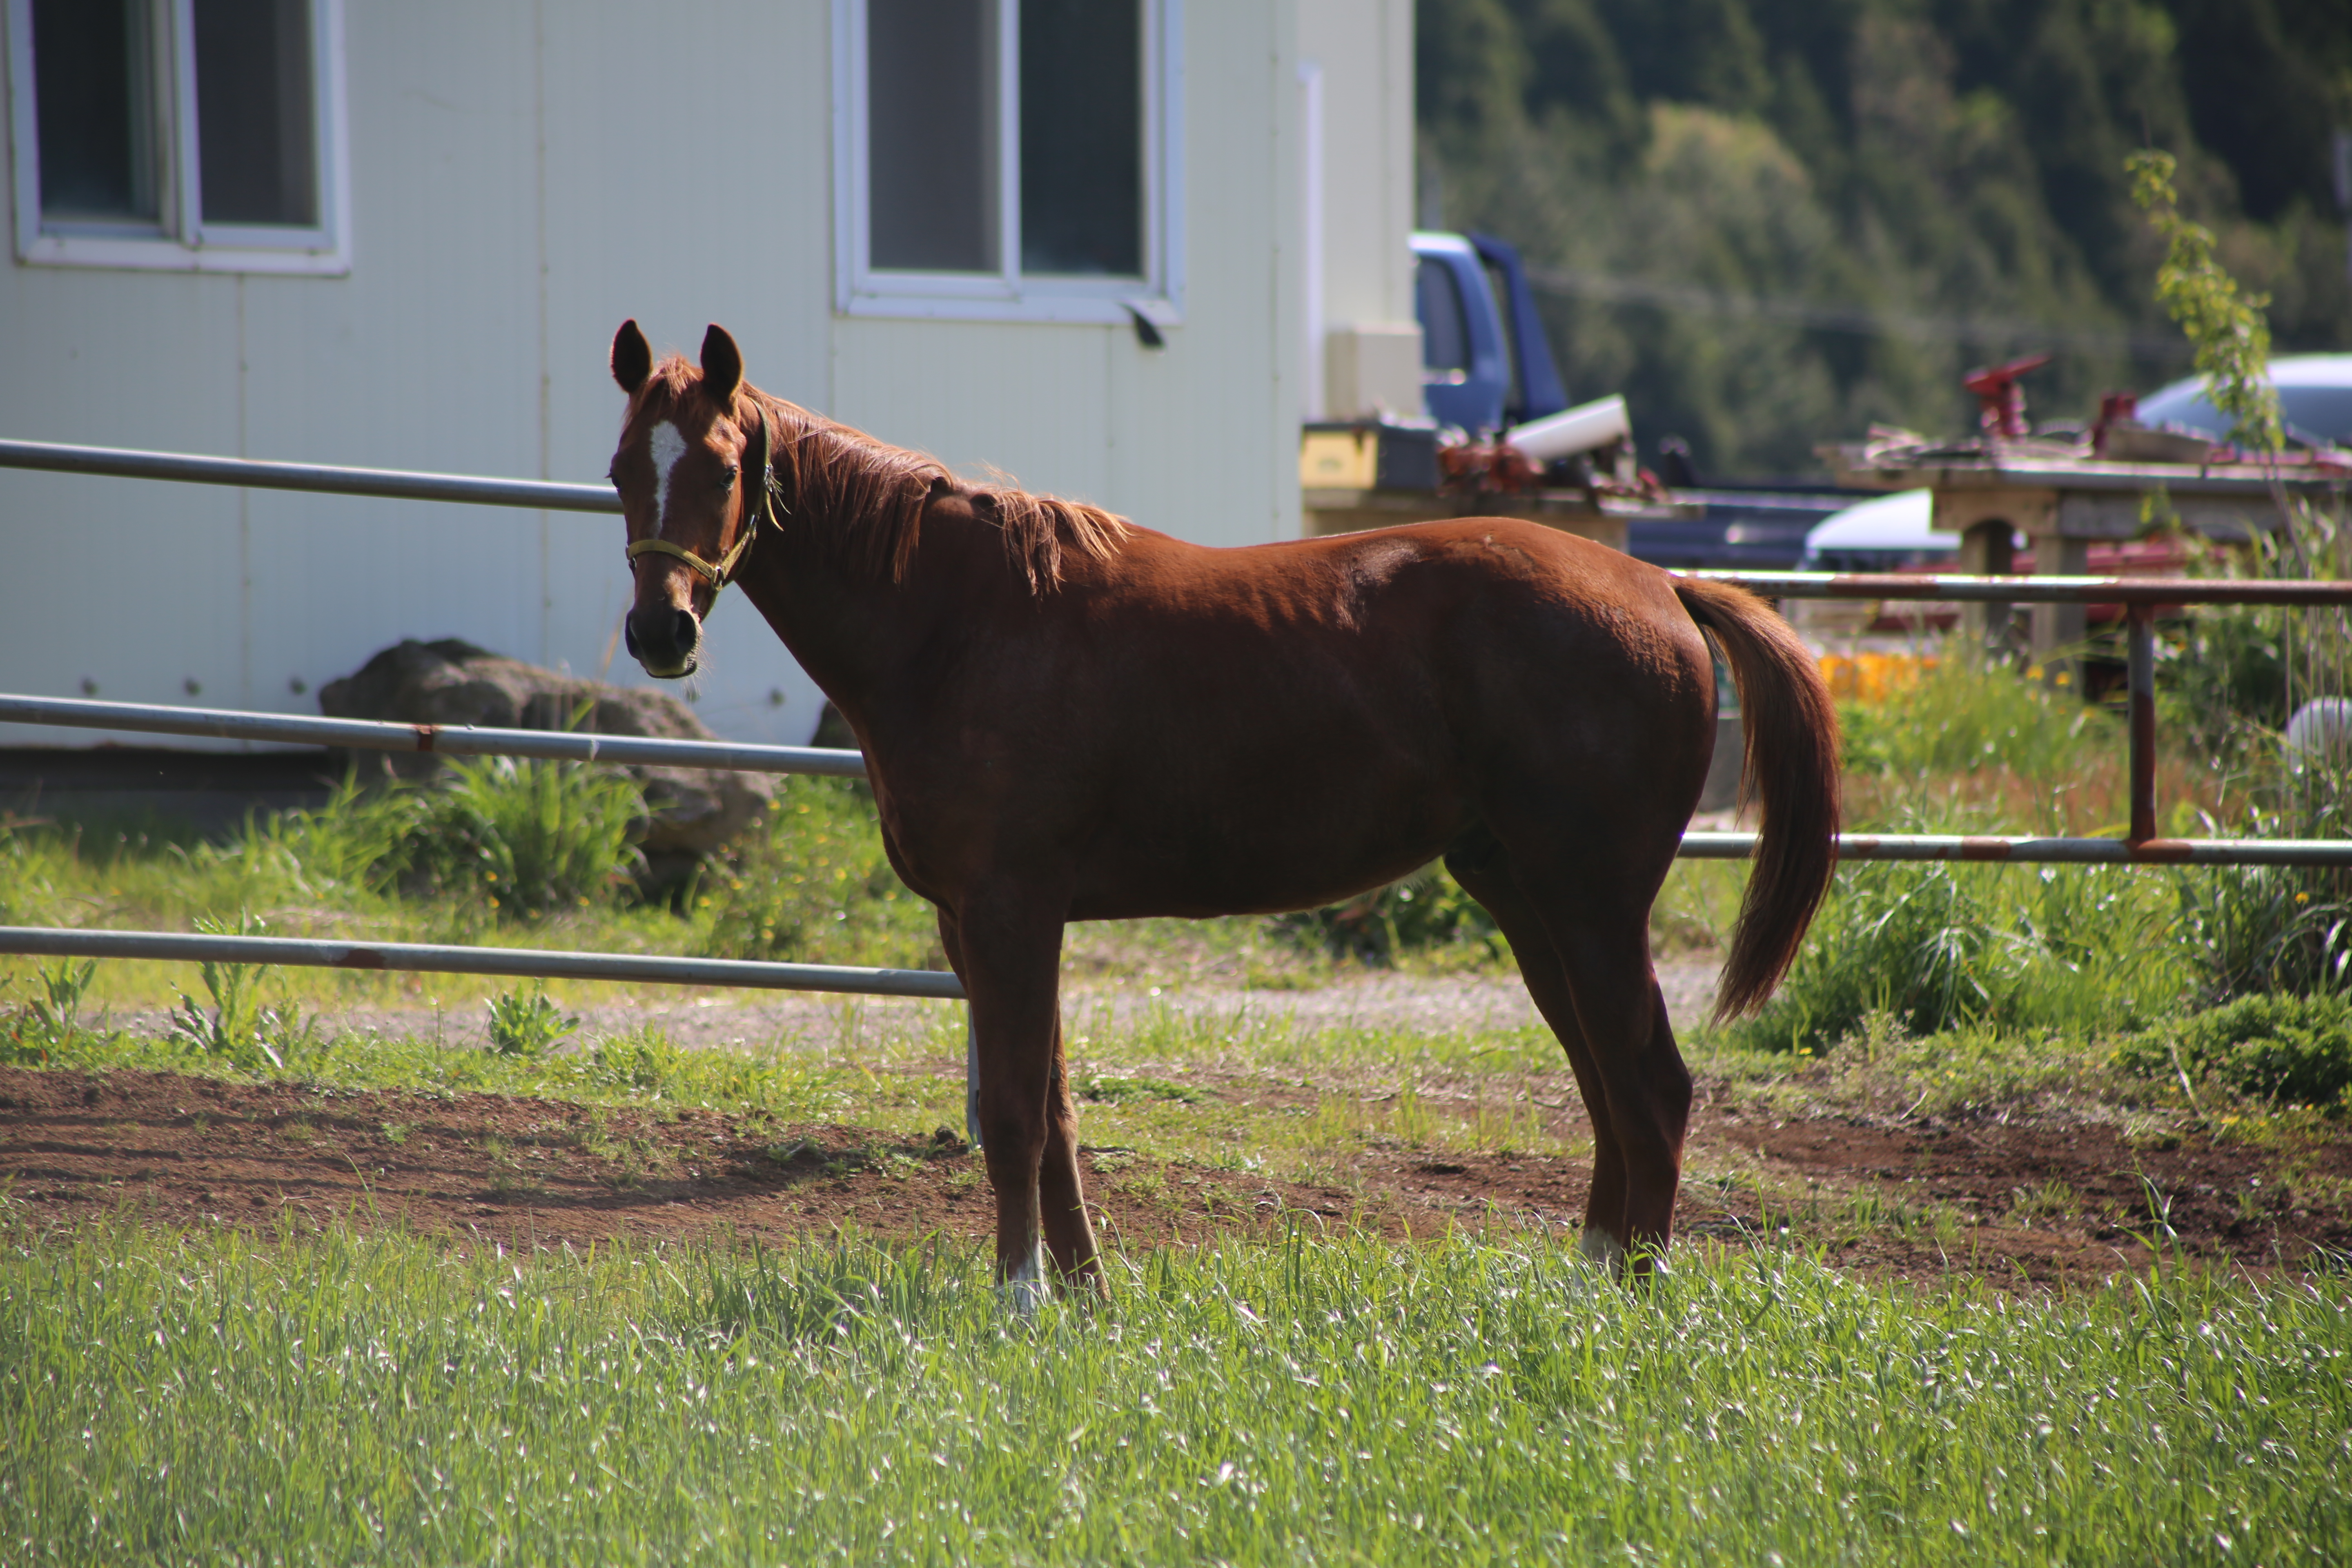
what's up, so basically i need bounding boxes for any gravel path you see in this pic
[109,960,1722,1054]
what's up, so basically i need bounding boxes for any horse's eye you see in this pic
[719,466,739,490]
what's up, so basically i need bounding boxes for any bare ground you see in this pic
[7,1035,2347,1286]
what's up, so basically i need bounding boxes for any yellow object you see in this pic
[1818,651,1936,704]
[1300,428,1378,489]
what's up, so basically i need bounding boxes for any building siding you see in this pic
[0,0,1323,750]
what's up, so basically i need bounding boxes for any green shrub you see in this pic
[252,760,646,918]
[1273,864,1501,966]
[696,775,935,967]
[430,757,646,915]
[2118,992,2352,1110]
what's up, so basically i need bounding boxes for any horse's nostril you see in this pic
[626,606,700,672]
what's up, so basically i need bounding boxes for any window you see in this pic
[834,0,1182,324]
[6,0,348,272]
[1415,256,1467,381]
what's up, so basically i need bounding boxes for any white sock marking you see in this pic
[1000,1244,1047,1317]
[1578,1227,1627,1271]
[648,421,688,526]
[964,1020,984,1151]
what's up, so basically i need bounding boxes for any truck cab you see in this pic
[1411,231,1569,433]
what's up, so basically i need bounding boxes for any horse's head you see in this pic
[608,320,772,679]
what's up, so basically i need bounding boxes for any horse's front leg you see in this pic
[941,893,1092,1310]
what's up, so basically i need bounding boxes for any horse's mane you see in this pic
[631,355,1129,592]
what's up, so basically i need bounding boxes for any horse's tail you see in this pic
[1671,577,1841,1021]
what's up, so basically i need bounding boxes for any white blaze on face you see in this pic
[648,421,689,526]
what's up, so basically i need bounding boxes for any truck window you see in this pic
[1483,258,1525,419]
[1416,258,1470,375]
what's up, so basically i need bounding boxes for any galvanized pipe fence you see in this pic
[4,436,2352,999]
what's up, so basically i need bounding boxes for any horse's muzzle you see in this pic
[625,605,701,678]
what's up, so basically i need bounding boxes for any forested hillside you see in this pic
[1417,0,2352,474]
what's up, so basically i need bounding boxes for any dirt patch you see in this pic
[0,1067,1389,1255]
[6,1065,2346,1283]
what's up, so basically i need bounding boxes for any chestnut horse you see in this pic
[608,322,1838,1298]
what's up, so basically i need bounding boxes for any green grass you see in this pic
[2,1220,2346,1565]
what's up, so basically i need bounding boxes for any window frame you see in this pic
[4,0,351,275]
[831,0,1183,326]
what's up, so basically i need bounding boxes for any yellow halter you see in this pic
[625,407,775,594]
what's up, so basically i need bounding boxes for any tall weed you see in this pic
[2174,797,2352,1003]
[167,915,299,1071]
[2156,499,2352,1000]
[1,958,97,1064]
[2159,604,2294,767]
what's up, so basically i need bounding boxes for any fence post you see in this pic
[2127,603,2158,844]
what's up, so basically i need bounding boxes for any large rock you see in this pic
[318,639,774,860]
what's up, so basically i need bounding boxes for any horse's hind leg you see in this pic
[1454,833,1692,1265]
[1036,1011,1102,1290]
[1446,832,1631,1261]
[1537,890,1690,1264]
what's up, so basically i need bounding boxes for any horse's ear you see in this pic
[700,324,744,406]
[612,319,652,395]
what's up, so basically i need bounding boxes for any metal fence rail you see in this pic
[0,438,618,512]
[1688,570,2352,606]
[1681,832,2352,866]
[0,927,965,1001]
[0,693,869,778]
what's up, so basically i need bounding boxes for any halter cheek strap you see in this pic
[625,406,775,595]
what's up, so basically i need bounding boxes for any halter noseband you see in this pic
[624,405,776,595]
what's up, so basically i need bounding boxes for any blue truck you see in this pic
[1411,230,1570,433]
[1408,230,1849,568]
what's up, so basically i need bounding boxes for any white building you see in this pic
[0,0,1418,750]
